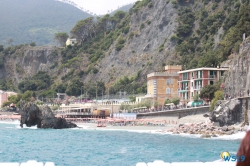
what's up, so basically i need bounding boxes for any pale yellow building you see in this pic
[146,65,182,105]
[66,38,77,46]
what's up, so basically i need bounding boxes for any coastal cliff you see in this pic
[214,37,250,127]
[224,37,250,98]
[1,0,250,96]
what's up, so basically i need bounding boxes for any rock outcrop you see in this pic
[167,121,246,138]
[223,37,250,98]
[210,100,243,126]
[19,101,77,129]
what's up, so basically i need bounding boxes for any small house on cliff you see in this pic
[66,38,77,46]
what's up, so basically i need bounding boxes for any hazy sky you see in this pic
[71,0,138,15]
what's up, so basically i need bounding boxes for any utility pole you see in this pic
[81,86,83,103]
[96,83,98,102]
[108,87,110,100]
[102,90,103,103]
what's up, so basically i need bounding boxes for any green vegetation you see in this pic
[0,0,91,46]
[108,74,147,95]
[164,96,180,105]
[199,85,219,101]
[210,90,224,111]
[174,0,250,69]
[18,71,52,93]
[2,90,35,107]
[54,32,69,46]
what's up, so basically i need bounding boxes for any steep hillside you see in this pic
[110,3,135,14]
[223,37,250,98]
[1,0,250,99]
[0,0,91,46]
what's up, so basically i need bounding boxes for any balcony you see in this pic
[182,97,189,100]
[178,87,189,92]
[192,75,203,79]
[208,75,216,79]
[193,86,202,90]
[183,77,189,81]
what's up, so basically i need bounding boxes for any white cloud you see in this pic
[70,0,138,15]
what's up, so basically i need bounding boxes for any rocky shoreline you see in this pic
[166,121,247,138]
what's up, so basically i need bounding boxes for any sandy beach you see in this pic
[75,114,210,131]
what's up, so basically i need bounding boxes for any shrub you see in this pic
[148,2,153,8]
[210,90,224,111]
[140,23,145,30]
[115,44,124,51]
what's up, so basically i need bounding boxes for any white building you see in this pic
[66,38,77,46]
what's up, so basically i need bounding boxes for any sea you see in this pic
[0,121,244,166]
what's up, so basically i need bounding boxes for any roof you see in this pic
[178,67,228,74]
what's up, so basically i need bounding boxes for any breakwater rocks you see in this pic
[19,101,77,129]
[210,99,243,126]
[167,121,246,138]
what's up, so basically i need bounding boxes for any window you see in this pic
[166,88,170,94]
[166,79,172,85]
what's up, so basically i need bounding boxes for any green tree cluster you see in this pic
[173,0,250,70]
[54,32,69,46]
[164,96,180,105]
[18,71,51,92]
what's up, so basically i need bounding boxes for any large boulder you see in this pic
[19,101,77,129]
[210,100,243,126]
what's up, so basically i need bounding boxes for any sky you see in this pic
[70,0,138,15]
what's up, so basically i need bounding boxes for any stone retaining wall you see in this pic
[137,106,210,119]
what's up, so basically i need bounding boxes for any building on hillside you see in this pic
[178,66,228,104]
[0,90,18,108]
[145,65,182,105]
[66,38,77,46]
[135,96,147,103]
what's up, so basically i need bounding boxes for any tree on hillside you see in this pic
[210,90,224,111]
[8,38,13,46]
[65,77,83,96]
[0,45,3,52]
[199,85,218,101]
[70,17,96,44]
[54,32,69,46]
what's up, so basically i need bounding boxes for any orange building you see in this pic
[146,65,182,105]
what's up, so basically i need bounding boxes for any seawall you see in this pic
[137,106,210,119]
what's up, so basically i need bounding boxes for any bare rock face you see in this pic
[19,101,77,129]
[210,100,243,126]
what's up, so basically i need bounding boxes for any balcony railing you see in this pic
[182,77,189,81]
[178,87,189,92]
[193,86,202,90]
[193,75,202,79]
[209,75,215,79]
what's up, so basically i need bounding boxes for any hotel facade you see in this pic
[178,67,228,104]
[146,65,182,105]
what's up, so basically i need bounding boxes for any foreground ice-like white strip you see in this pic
[0,160,55,166]
[136,160,236,166]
